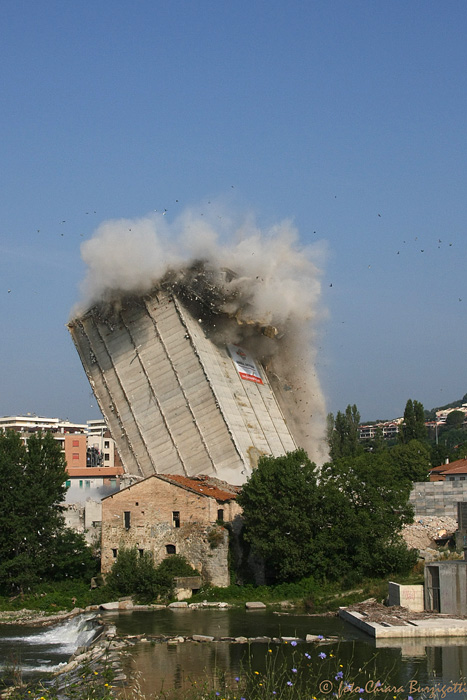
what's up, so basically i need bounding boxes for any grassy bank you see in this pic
[0,580,110,615]
[0,569,424,617]
[190,569,424,612]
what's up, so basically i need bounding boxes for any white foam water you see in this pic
[0,613,99,676]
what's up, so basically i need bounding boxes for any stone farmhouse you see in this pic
[101,474,242,588]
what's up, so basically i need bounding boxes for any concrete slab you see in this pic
[340,607,467,638]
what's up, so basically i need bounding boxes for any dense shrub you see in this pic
[105,549,198,602]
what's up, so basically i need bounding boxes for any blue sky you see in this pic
[1,0,466,425]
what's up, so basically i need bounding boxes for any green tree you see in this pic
[238,449,416,585]
[390,439,431,483]
[0,430,95,593]
[237,450,321,583]
[399,399,427,443]
[106,548,197,602]
[327,404,362,461]
[445,410,465,428]
[319,452,416,580]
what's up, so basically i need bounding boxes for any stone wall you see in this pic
[410,481,467,519]
[101,476,242,587]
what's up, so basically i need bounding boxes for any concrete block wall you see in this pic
[410,481,467,519]
[388,582,424,612]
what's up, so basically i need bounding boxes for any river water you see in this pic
[0,614,100,679]
[102,608,467,698]
[2,608,467,698]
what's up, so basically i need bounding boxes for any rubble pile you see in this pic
[402,515,457,551]
[346,599,466,624]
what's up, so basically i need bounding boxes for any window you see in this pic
[166,544,176,555]
[72,453,79,460]
[217,509,224,522]
[85,480,90,488]
[173,511,180,528]
[110,479,117,487]
[104,440,110,449]
[124,511,131,529]
[112,548,118,558]
[72,439,79,447]
[104,453,110,461]
[79,480,83,488]
[65,480,71,488]
[461,477,466,481]
[449,477,455,481]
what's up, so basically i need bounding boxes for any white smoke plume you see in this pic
[73,206,329,464]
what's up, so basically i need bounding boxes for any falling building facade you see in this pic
[68,269,299,485]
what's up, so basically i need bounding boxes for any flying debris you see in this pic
[72,215,328,471]
[69,260,325,482]
[68,265,304,484]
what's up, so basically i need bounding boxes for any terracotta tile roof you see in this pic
[430,458,467,476]
[161,474,239,502]
[436,459,467,475]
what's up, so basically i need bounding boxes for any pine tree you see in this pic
[327,404,362,460]
[400,399,427,443]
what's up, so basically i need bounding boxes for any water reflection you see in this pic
[107,609,467,698]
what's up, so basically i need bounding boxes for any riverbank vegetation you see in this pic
[0,401,428,614]
[237,448,418,586]
[1,640,419,700]
[0,430,99,596]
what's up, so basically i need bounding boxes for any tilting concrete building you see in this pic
[68,268,298,485]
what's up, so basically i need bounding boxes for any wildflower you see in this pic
[335,671,343,680]
[317,635,324,640]
[268,649,272,653]
[235,678,240,682]
[408,697,414,700]
[216,693,220,696]
[287,681,293,687]
[94,671,98,675]
[291,640,297,647]
[319,652,326,659]
[304,653,311,659]
[255,671,259,675]
[292,668,297,673]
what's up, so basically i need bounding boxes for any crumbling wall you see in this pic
[69,288,297,484]
[101,476,240,586]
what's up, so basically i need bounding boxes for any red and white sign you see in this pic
[228,344,263,384]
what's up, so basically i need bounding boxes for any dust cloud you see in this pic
[73,206,329,464]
